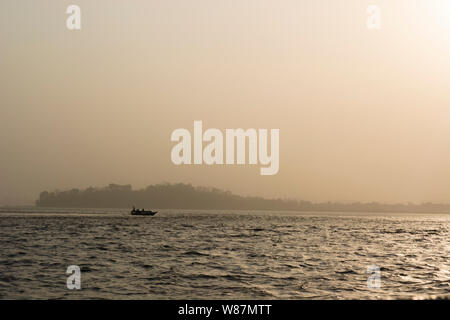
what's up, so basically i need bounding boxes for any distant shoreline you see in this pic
[32,183,450,214]
[1,207,450,216]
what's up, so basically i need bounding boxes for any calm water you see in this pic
[0,207,449,299]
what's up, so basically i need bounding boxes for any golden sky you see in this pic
[1,0,450,204]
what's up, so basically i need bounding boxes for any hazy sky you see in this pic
[1,1,450,205]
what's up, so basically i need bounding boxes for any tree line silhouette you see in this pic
[35,183,450,213]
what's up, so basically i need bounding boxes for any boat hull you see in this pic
[131,210,157,216]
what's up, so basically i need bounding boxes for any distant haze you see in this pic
[1,1,450,205]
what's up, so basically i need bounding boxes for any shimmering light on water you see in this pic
[0,208,449,299]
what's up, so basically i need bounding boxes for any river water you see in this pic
[0,208,449,299]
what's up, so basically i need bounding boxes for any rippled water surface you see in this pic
[0,208,449,299]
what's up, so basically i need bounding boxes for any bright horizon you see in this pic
[2,1,450,205]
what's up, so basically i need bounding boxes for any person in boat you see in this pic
[132,205,136,212]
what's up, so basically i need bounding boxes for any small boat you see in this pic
[131,208,158,216]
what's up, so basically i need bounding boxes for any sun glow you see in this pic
[426,0,450,30]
